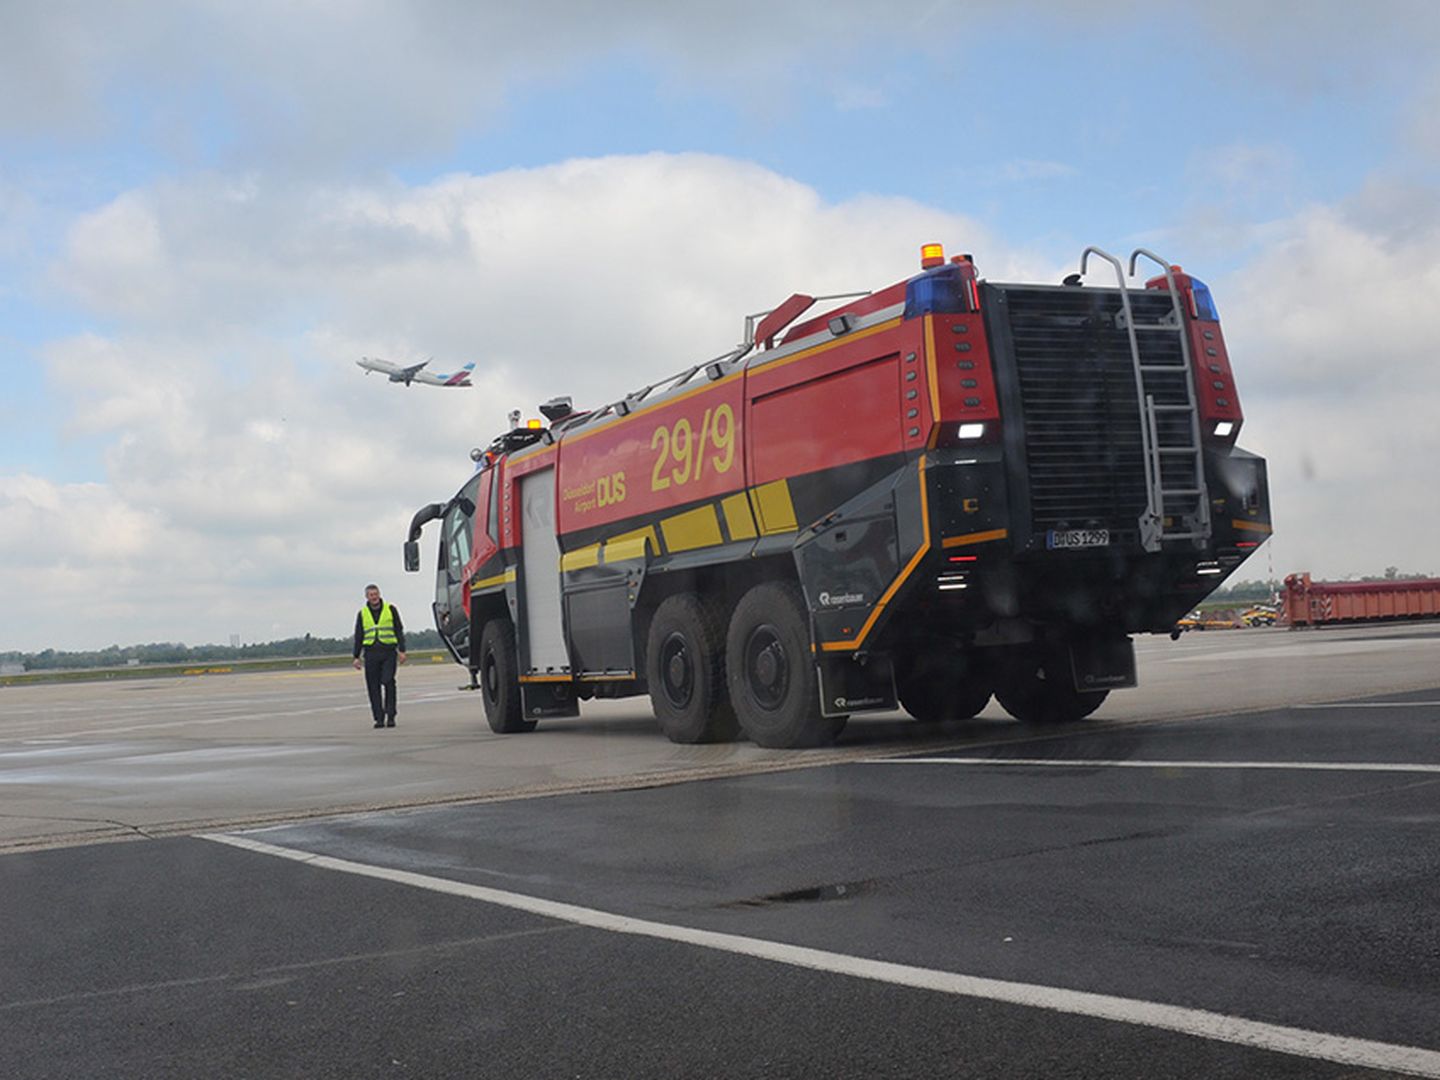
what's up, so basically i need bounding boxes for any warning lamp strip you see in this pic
[924,315,941,449]
[1231,519,1272,534]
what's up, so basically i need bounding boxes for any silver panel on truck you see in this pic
[520,468,568,671]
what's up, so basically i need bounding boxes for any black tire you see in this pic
[645,593,739,744]
[993,646,1107,724]
[726,581,833,749]
[896,653,991,724]
[478,619,534,733]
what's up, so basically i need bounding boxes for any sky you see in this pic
[2,0,1438,652]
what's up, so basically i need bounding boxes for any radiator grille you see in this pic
[996,286,1194,546]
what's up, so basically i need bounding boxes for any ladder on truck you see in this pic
[1079,247,1211,553]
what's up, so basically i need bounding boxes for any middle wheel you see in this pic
[645,593,738,744]
[726,580,835,749]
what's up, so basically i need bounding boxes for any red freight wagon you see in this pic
[405,244,1272,747]
[1283,573,1440,627]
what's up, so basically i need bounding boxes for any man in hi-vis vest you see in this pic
[352,584,407,728]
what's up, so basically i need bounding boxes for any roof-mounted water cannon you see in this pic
[540,396,574,423]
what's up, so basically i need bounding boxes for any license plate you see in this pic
[1047,528,1110,550]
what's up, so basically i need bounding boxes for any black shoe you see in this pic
[373,721,385,729]
[386,719,396,727]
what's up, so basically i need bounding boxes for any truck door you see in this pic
[519,467,568,673]
[436,473,482,662]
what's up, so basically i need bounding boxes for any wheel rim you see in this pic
[482,648,499,704]
[744,624,789,710]
[658,631,694,710]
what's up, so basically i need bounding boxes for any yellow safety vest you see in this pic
[360,603,398,646]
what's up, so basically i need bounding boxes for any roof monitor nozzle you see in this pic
[539,396,574,422]
[508,409,522,430]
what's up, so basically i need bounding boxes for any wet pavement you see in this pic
[2,623,1440,850]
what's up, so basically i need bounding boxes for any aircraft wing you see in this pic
[391,360,430,385]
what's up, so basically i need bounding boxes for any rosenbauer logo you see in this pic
[818,590,865,607]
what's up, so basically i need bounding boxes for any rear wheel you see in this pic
[726,581,834,749]
[478,619,535,733]
[993,646,1107,724]
[896,652,991,724]
[646,594,739,744]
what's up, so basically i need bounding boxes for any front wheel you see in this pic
[993,646,1107,725]
[726,581,834,749]
[478,619,535,734]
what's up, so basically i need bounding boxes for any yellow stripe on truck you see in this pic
[560,544,601,572]
[750,479,798,535]
[471,567,516,593]
[603,525,658,563]
[721,491,758,541]
[660,505,724,553]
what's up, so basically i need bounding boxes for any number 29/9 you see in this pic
[650,403,735,492]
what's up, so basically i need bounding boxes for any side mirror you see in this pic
[403,541,420,573]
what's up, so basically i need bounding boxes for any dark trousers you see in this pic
[363,649,398,723]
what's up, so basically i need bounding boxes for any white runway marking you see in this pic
[862,757,1440,774]
[1296,701,1440,709]
[203,832,1440,1078]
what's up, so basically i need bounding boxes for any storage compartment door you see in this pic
[520,468,568,672]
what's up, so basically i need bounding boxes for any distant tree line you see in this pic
[2,629,445,672]
[1203,579,1281,603]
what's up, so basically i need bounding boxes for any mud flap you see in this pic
[521,681,581,719]
[1067,636,1136,692]
[817,653,896,718]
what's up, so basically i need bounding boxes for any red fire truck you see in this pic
[405,244,1271,747]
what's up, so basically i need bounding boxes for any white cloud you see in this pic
[8,153,1010,650]
[10,149,1440,649]
[1214,192,1440,578]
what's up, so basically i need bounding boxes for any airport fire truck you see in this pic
[405,244,1271,747]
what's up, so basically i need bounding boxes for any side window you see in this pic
[444,476,482,583]
[447,509,471,576]
[486,469,499,545]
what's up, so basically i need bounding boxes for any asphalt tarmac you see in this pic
[2,649,1438,1078]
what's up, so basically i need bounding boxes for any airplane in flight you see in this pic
[356,356,474,387]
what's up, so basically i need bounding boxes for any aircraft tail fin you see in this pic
[444,363,475,387]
